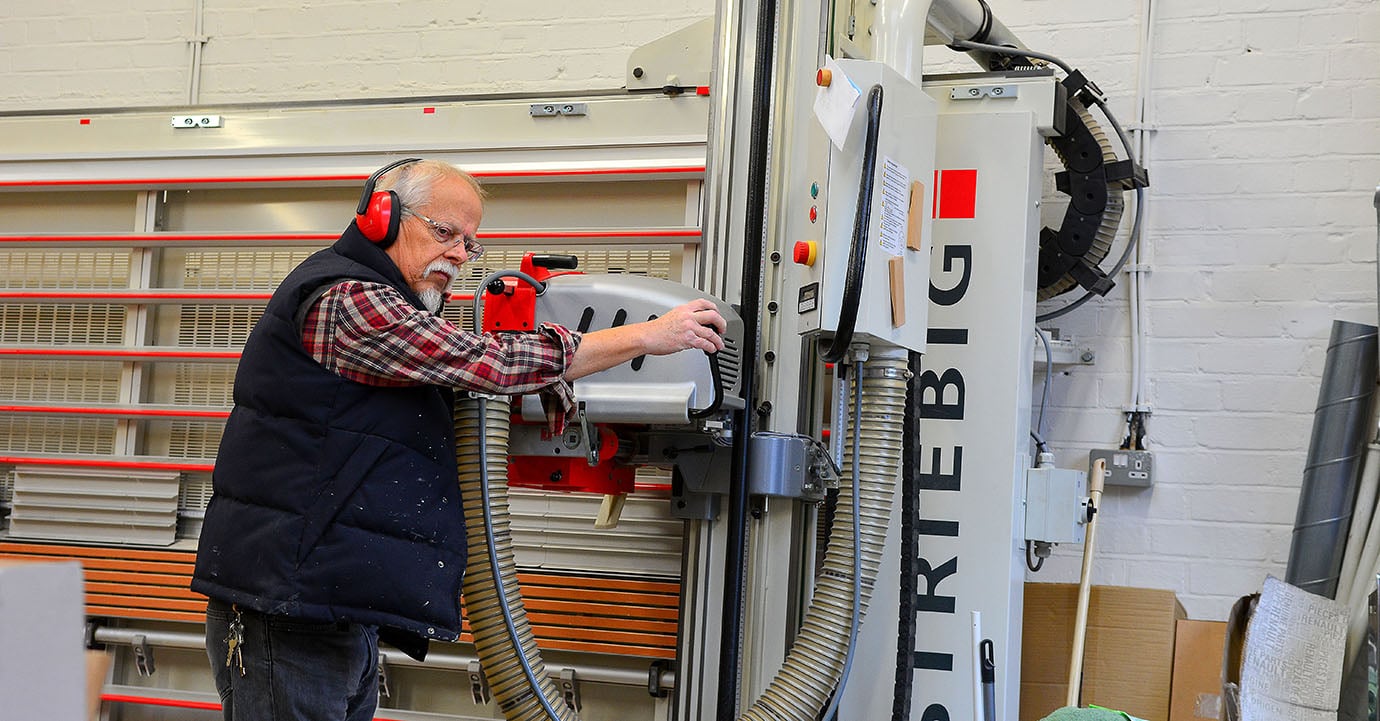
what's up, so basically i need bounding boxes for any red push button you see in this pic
[793,240,817,266]
[817,68,833,87]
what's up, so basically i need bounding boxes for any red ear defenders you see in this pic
[355,158,421,247]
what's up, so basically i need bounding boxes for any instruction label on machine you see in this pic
[878,156,909,256]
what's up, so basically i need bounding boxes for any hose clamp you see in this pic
[860,367,912,380]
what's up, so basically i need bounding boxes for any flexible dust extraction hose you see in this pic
[454,347,908,721]
[739,347,908,721]
[454,395,575,721]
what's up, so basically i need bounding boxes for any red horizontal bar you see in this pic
[0,456,214,472]
[102,693,221,712]
[482,229,700,239]
[0,348,240,359]
[102,692,411,720]
[1,165,706,189]
[0,405,229,418]
[1,291,446,303]
[0,291,272,301]
[0,229,697,244]
[0,233,334,244]
[472,165,705,179]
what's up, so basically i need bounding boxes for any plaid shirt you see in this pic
[301,279,580,423]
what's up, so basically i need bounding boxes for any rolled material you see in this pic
[1286,320,1379,598]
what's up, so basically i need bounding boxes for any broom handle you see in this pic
[1066,458,1106,708]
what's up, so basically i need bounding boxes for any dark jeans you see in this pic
[205,598,380,721]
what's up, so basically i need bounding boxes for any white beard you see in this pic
[418,260,459,313]
[418,288,443,314]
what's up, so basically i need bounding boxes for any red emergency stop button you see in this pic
[817,68,832,87]
[793,240,817,266]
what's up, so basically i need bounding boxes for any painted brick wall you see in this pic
[3,1,1379,620]
[0,0,711,107]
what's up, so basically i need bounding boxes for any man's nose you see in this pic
[443,243,468,263]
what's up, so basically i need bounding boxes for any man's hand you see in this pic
[642,299,727,355]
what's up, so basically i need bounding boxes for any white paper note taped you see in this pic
[812,55,860,150]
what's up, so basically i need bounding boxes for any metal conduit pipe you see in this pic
[87,627,667,688]
[1286,319,1379,597]
[455,395,576,721]
[738,346,908,721]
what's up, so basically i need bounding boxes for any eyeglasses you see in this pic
[401,206,484,260]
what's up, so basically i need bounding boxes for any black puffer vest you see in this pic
[192,224,464,656]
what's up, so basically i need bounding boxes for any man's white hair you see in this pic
[376,159,487,210]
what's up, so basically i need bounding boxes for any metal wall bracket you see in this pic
[131,634,156,677]
[530,102,588,117]
[647,659,673,698]
[560,668,582,711]
[468,660,490,705]
[170,114,222,128]
[950,84,1018,100]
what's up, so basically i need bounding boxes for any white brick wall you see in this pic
[0,0,712,108]
[957,0,1380,619]
[3,0,1379,620]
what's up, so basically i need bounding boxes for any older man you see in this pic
[192,159,725,721]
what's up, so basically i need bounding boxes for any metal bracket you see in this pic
[377,653,391,699]
[560,668,581,712]
[647,659,672,698]
[950,84,1018,101]
[578,404,599,466]
[468,660,491,705]
[530,102,588,117]
[131,634,155,677]
[84,619,102,650]
[170,114,222,128]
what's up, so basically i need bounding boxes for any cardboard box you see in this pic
[1021,583,1186,721]
[1169,620,1227,721]
[86,650,113,720]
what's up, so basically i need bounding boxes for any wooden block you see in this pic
[889,256,905,327]
[594,493,627,529]
[906,181,925,250]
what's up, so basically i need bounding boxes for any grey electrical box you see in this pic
[1089,448,1154,487]
[1025,465,1087,544]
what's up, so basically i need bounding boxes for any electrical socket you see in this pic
[1089,448,1153,487]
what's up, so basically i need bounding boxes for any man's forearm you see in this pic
[561,298,727,382]
[564,325,648,381]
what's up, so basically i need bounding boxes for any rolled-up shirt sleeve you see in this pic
[301,280,581,423]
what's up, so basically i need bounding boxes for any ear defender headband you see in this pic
[355,158,422,247]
